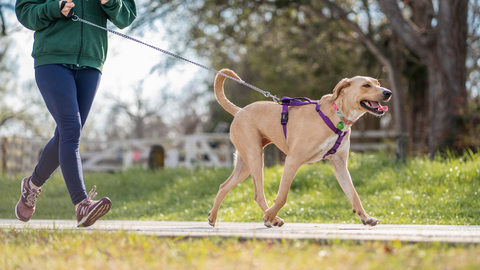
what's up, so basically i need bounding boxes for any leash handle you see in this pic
[71,15,281,104]
[60,1,74,19]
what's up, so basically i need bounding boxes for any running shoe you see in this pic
[76,186,112,227]
[15,176,41,222]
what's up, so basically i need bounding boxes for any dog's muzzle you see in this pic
[382,88,392,102]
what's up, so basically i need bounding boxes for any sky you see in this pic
[5,7,210,138]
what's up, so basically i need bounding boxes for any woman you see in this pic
[15,0,136,227]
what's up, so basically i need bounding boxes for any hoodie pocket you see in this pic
[42,20,81,54]
[82,12,108,61]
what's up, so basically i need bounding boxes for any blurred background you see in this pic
[0,0,479,173]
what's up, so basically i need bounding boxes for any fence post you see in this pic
[148,145,165,170]
[264,144,278,167]
[395,133,409,162]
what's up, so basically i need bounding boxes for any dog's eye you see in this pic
[363,84,371,88]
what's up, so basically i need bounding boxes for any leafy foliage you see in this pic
[137,0,385,132]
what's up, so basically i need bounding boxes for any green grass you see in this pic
[1,152,480,269]
[1,229,480,270]
[1,151,479,225]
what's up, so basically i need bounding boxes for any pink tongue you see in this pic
[369,101,388,112]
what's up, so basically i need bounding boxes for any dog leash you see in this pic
[71,15,281,104]
[73,16,346,157]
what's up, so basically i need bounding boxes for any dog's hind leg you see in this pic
[208,153,250,227]
[330,156,378,226]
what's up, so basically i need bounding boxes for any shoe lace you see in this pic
[25,190,40,207]
[86,185,98,202]
[78,186,99,211]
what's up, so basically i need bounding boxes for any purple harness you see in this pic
[280,97,348,159]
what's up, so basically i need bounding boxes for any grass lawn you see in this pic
[1,151,479,269]
[1,151,478,225]
[1,229,480,269]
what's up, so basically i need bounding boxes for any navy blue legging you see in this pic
[31,64,101,205]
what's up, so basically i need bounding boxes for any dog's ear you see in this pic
[332,78,351,100]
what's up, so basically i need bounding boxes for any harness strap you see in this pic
[281,96,348,159]
[281,97,317,138]
[315,102,348,158]
[281,99,290,138]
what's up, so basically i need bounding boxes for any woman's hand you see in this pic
[101,0,109,4]
[59,0,75,17]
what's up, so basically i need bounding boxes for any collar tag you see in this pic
[333,102,356,128]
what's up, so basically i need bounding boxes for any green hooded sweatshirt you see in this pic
[15,0,137,72]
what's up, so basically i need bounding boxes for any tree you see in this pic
[105,82,169,139]
[320,0,406,135]
[137,0,472,154]
[140,0,388,131]
[0,1,54,138]
[319,0,434,151]
[0,3,18,129]
[467,1,480,95]
[378,0,468,153]
[0,2,12,36]
[0,4,29,133]
[173,81,209,134]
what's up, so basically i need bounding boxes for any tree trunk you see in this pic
[378,0,468,154]
[432,0,468,152]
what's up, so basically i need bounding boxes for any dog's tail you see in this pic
[214,69,242,116]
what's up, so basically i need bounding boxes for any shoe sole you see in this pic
[77,198,112,228]
[15,177,30,222]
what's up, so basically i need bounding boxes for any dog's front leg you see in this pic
[330,156,378,226]
[249,154,285,228]
[263,158,302,228]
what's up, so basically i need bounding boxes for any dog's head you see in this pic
[332,76,392,116]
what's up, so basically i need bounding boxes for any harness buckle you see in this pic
[281,113,289,125]
[281,98,291,104]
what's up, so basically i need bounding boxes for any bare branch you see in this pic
[377,0,434,57]
[318,1,390,67]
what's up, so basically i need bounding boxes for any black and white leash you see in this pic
[72,15,281,104]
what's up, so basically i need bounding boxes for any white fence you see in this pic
[1,137,46,176]
[1,130,406,174]
[80,133,235,172]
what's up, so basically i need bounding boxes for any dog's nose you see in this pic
[382,89,392,100]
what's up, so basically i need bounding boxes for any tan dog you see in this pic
[208,69,392,227]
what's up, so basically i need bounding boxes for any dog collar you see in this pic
[332,102,357,130]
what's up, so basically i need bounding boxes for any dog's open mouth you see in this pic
[360,100,388,115]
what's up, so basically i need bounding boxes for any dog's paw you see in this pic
[208,211,216,227]
[272,216,285,227]
[263,216,284,228]
[361,216,379,226]
[263,216,273,228]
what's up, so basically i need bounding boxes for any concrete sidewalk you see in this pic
[1,219,479,243]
